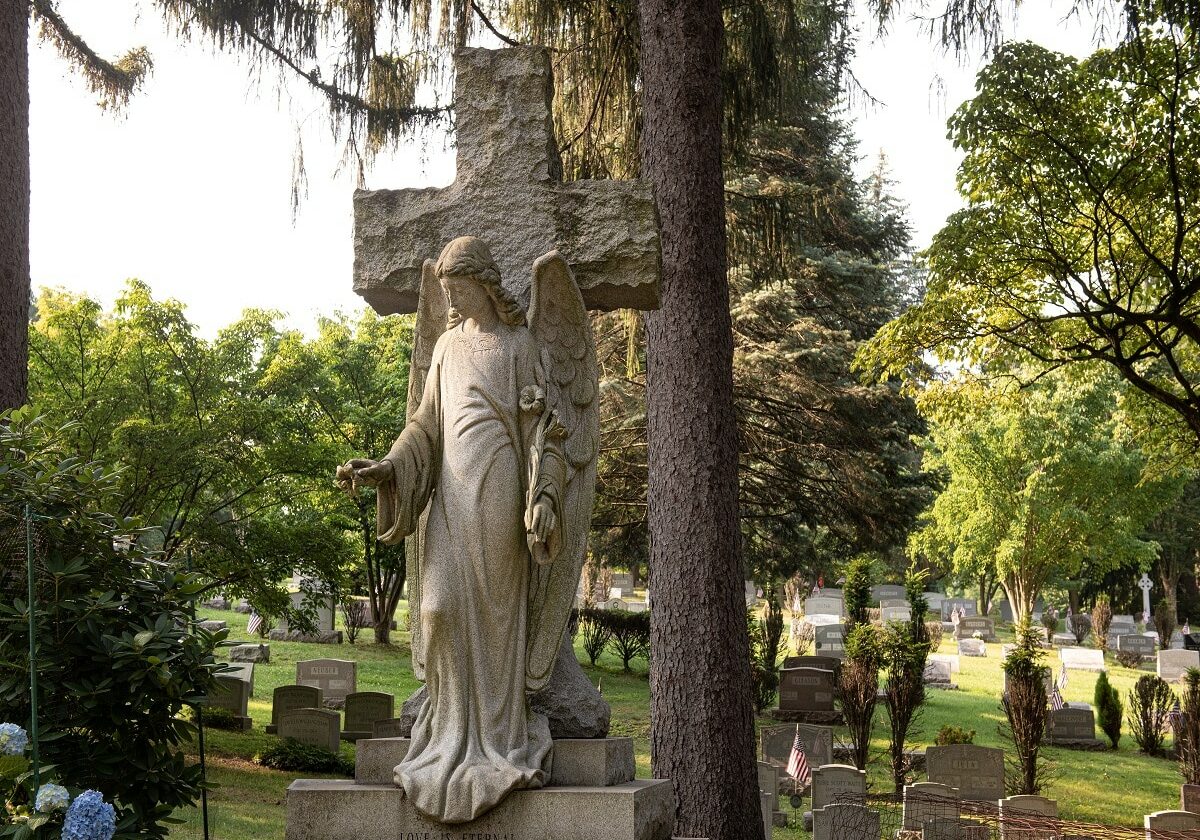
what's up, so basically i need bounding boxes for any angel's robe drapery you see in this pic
[374,320,566,824]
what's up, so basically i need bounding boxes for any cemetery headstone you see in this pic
[207,675,252,730]
[296,658,357,707]
[958,638,986,657]
[810,764,866,811]
[278,707,341,754]
[955,616,997,642]
[924,659,955,688]
[1183,784,1200,815]
[268,684,324,735]
[610,572,634,592]
[783,655,841,673]
[881,598,910,609]
[778,667,836,712]
[229,643,270,664]
[812,802,879,840]
[814,624,846,660]
[1045,707,1104,749]
[902,782,961,832]
[805,596,844,618]
[882,605,913,623]
[1060,648,1106,672]
[929,653,961,673]
[942,599,977,620]
[1118,634,1157,657]
[925,816,989,840]
[871,584,907,602]
[761,724,833,776]
[1145,809,1200,839]
[273,590,342,644]
[223,662,255,696]
[371,718,409,739]
[197,619,226,632]
[1159,649,1200,682]
[342,691,396,741]
[999,794,1059,840]
[926,744,1005,802]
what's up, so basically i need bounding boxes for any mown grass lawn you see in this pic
[168,607,1184,839]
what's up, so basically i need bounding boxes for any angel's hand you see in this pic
[529,497,556,544]
[337,458,393,493]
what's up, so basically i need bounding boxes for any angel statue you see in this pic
[336,236,598,824]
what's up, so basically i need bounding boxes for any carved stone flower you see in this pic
[520,386,546,415]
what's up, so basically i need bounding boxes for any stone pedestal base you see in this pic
[285,779,674,840]
[1045,737,1107,751]
[355,737,636,788]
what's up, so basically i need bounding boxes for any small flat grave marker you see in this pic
[929,653,961,673]
[278,707,341,754]
[926,744,1005,802]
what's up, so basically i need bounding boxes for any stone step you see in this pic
[285,779,673,840]
[355,737,636,787]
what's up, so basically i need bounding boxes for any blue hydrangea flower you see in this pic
[35,783,70,813]
[61,789,115,840]
[0,723,29,756]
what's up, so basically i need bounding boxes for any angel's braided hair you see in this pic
[436,236,526,329]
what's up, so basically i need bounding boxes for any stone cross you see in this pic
[352,47,660,315]
[1139,573,1154,623]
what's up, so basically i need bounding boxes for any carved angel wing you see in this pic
[525,251,600,692]
[405,259,449,683]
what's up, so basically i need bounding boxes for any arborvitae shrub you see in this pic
[1129,674,1175,755]
[1094,670,1123,749]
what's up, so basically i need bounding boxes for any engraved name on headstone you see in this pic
[926,745,1005,802]
[296,659,357,704]
[278,707,341,754]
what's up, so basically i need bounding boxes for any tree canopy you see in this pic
[858,26,1200,451]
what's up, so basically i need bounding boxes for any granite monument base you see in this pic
[355,737,636,788]
[285,779,674,840]
[767,708,844,725]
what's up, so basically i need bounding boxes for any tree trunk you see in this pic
[638,4,761,839]
[0,0,29,410]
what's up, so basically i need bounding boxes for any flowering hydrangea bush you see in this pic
[61,790,115,840]
[0,724,28,757]
[34,784,70,814]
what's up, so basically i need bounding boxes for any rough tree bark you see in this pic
[637,3,762,838]
[1,0,29,411]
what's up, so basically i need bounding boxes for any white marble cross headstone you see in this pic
[1139,573,1154,623]
[352,47,661,315]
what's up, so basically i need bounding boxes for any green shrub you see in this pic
[839,623,880,771]
[1115,650,1147,669]
[843,558,872,630]
[1000,622,1051,795]
[1156,599,1177,652]
[0,411,221,840]
[607,609,651,671]
[1094,671,1123,749]
[747,613,779,714]
[1092,596,1113,651]
[1178,668,1200,785]
[935,725,976,746]
[256,739,354,775]
[1128,674,1175,755]
[578,607,613,666]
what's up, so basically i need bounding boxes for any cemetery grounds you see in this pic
[170,605,1181,839]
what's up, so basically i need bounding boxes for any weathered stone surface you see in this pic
[296,659,357,706]
[342,691,395,741]
[1160,649,1200,682]
[926,745,1004,802]
[229,643,270,664]
[1061,648,1106,672]
[278,708,341,754]
[901,782,959,832]
[394,643,610,740]
[355,737,634,787]
[268,685,323,736]
[958,638,987,657]
[810,764,865,811]
[269,629,343,645]
[285,779,674,840]
[1183,783,1200,814]
[197,619,226,632]
[1145,809,1200,837]
[353,48,660,316]
[812,802,878,840]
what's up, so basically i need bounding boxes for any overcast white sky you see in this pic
[28,1,1112,335]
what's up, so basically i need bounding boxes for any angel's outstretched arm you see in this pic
[376,354,443,545]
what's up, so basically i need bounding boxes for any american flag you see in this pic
[247,610,263,636]
[1058,664,1069,691]
[786,726,811,786]
[1170,696,1184,730]
[1049,683,1065,711]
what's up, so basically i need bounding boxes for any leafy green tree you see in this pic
[1145,477,1200,624]
[263,310,414,643]
[859,27,1200,449]
[911,368,1179,625]
[0,410,220,839]
[27,283,351,615]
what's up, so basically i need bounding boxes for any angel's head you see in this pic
[435,236,526,329]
